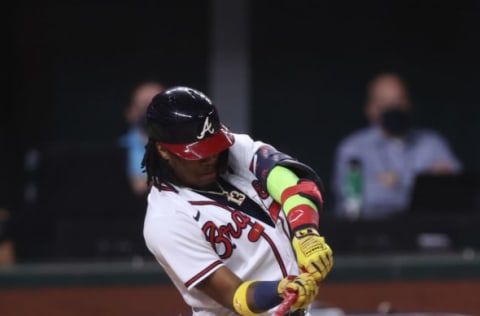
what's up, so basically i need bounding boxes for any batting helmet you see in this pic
[146,86,235,160]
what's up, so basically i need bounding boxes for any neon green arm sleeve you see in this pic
[266,166,318,216]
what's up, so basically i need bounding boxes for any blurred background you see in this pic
[1,0,480,315]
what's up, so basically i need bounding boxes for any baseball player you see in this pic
[142,87,333,315]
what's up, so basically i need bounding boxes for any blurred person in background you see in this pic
[332,72,462,220]
[118,81,165,195]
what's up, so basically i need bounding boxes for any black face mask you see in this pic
[380,107,412,137]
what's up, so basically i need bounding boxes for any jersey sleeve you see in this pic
[144,200,224,290]
[228,133,269,175]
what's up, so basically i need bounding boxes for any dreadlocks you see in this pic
[141,138,177,187]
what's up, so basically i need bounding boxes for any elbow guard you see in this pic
[276,159,325,198]
[251,145,325,204]
[251,145,291,190]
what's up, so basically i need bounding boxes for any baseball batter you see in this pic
[142,87,333,315]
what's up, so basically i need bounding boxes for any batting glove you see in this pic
[277,273,319,310]
[292,227,333,282]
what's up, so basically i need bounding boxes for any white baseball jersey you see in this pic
[143,133,300,315]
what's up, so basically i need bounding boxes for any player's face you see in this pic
[157,145,220,187]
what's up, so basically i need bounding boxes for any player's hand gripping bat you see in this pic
[276,273,318,314]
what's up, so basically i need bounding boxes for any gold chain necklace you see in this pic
[190,181,246,206]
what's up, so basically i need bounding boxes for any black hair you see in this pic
[141,139,230,188]
[141,139,177,187]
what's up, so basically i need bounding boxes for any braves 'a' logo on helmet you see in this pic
[197,116,215,140]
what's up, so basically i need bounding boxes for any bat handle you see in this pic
[274,291,298,316]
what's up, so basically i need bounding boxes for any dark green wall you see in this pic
[5,1,210,211]
[5,0,480,213]
[251,1,480,207]
[9,1,210,147]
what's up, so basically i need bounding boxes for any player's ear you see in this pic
[155,143,171,161]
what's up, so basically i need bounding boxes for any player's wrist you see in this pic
[233,281,260,316]
[286,204,319,233]
[292,226,320,239]
[233,280,283,315]
[254,280,284,311]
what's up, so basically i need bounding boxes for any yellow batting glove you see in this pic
[292,228,333,282]
[277,273,319,310]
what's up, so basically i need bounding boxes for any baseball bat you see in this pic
[274,291,298,316]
